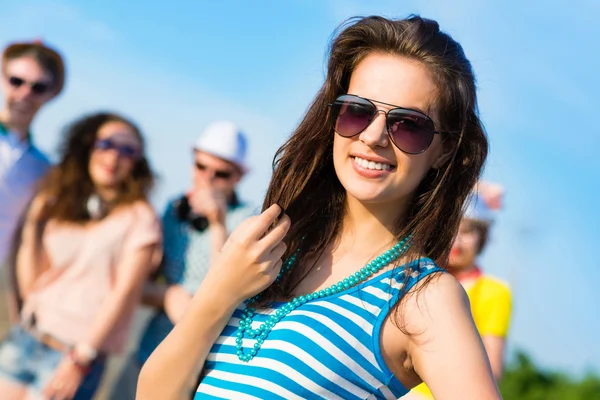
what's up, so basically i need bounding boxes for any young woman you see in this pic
[138,15,500,399]
[0,112,161,399]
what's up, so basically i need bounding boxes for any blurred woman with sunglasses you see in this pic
[0,40,65,269]
[139,15,500,400]
[0,112,161,400]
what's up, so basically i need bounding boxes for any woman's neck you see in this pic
[338,195,407,253]
[95,186,119,203]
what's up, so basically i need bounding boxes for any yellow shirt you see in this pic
[409,274,512,398]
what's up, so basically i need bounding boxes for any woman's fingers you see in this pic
[271,258,283,275]
[245,204,283,240]
[270,241,288,262]
[260,213,291,251]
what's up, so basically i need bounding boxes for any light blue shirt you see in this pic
[0,123,50,265]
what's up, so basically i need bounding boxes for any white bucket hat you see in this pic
[193,120,249,173]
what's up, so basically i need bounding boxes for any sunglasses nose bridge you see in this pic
[197,165,217,180]
[358,109,391,148]
[372,109,387,119]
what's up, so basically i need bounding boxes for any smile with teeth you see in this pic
[353,156,394,171]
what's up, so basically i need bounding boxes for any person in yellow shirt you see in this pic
[407,183,512,399]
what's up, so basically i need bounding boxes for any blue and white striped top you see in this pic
[195,258,443,399]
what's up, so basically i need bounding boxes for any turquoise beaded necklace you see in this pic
[235,235,412,362]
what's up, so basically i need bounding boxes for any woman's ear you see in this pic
[432,136,456,169]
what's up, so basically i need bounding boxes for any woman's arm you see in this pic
[208,222,228,267]
[137,205,290,400]
[15,194,50,299]
[405,273,501,400]
[140,280,241,399]
[477,281,512,380]
[78,242,157,353]
[482,335,506,379]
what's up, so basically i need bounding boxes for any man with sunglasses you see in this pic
[0,40,65,268]
[112,120,255,399]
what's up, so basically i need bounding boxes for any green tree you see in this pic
[499,351,600,400]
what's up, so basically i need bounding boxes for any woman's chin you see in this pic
[344,185,392,205]
[91,178,121,192]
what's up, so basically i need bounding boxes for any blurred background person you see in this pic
[0,40,65,267]
[111,120,254,399]
[408,182,512,399]
[0,112,161,400]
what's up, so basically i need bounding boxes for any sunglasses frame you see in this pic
[8,76,52,95]
[194,162,234,180]
[328,94,449,155]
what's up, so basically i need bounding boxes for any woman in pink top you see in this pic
[0,112,161,400]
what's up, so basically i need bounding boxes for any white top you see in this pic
[0,125,50,265]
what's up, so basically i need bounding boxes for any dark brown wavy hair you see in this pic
[37,112,155,222]
[259,15,488,304]
[7,112,154,311]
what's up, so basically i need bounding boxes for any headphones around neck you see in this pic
[174,192,240,232]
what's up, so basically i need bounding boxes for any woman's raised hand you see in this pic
[202,204,291,305]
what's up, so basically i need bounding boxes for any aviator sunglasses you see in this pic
[195,162,234,180]
[8,76,51,95]
[329,94,448,154]
[94,138,141,159]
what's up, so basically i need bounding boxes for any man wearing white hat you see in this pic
[112,121,255,399]
[409,182,513,399]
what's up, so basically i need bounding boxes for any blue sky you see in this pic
[2,0,598,375]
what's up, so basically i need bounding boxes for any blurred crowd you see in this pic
[0,40,512,400]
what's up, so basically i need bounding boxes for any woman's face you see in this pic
[1,56,55,125]
[333,52,449,211]
[88,121,142,191]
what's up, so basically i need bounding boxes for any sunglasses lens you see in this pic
[95,139,112,151]
[8,76,24,87]
[95,139,140,159]
[31,83,49,94]
[387,109,436,154]
[119,145,139,158]
[215,171,232,180]
[331,95,375,137]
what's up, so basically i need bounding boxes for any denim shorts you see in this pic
[0,325,106,399]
